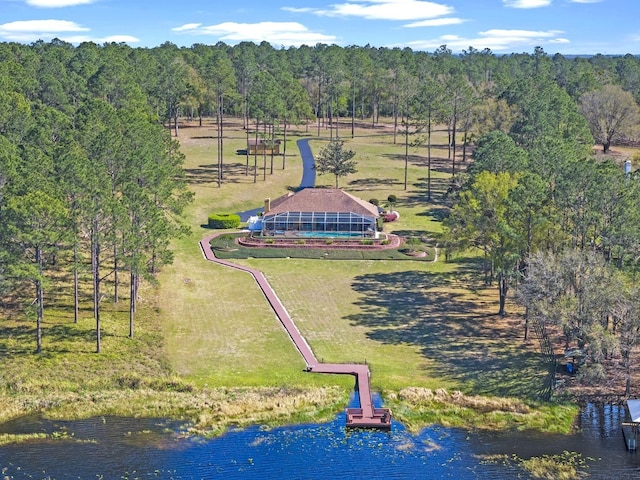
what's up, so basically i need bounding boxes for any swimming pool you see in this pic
[295,231,369,238]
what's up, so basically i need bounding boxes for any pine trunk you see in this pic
[129,271,136,338]
[282,122,287,170]
[498,273,508,316]
[74,244,79,324]
[35,244,43,354]
[253,121,259,183]
[245,128,250,176]
[92,220,102,354]
[113,244,118,303]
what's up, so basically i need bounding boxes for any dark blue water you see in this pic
[1,402,640,479]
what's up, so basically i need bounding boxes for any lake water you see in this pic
[1,400,640,479]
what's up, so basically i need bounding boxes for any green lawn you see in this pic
[158,118,548,400]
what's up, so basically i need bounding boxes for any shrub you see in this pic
[385,194,398,210]
[405,237,422,246]
[208,213,241,229]
[360,239,374,245]
[369,198,379,206]
[576,363,606,385]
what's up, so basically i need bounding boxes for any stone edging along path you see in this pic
[199,233,392,429]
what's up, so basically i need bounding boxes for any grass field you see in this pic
[0,117,577,437]
[154,118,561,425]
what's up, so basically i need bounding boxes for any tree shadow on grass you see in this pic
[397,177,454,210]
[0,324,34,357]
[185,162,256,185]
[345,269,547,399]
[381,153,454,175]
[348,177,403,188]
[184,165,219,184]
[390,229,433,239]
[45,323,97,349]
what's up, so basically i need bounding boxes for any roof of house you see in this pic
[266,188,379,217]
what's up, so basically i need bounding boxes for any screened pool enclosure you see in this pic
[261,211,378,237]
[258,188,381,239]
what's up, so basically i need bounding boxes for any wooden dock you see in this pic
[308,363,391,428]
[200,233,392,429]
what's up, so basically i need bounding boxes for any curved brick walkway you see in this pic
[200,233,391,428]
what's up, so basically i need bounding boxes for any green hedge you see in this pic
[208,213,241,229]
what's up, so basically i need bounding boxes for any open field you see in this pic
[155,118,561,425]
[0,117,579,436]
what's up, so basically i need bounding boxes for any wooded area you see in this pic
[2,39,640,384]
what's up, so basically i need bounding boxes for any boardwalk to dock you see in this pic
[199,233,391,428]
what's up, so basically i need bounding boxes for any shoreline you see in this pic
[0,382,580,446]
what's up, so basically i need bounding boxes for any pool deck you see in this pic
[200,232,392,429]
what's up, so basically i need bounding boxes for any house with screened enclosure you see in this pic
[260,188,381,238]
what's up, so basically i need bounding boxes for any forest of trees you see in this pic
[3,38,640,376]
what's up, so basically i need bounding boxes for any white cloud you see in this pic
[0,19,89,33]
[172,23,202,32]
[399,28,567,52]
[289,0,454,21]
[63,34,140,43]
[0,19,138,44]
[173,21,338,46]
[503,0,551,8]
[26,0,94,6]
[404,17,465,27]
[281,7,316,13]
[479,28,563,38]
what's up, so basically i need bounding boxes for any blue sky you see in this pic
[0,0,638,55]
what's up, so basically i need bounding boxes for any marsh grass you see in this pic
[479,451,589,480]
[0,433,48,447]
[0,385,349,442]
[518,451,589,479]
[387,387,578,434]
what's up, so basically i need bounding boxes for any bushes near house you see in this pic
[208,213,241,229]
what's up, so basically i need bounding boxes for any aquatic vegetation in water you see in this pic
[0,431,99,447]
[0,432,47,446]
[386,387,578,434]
[478,451,591,479]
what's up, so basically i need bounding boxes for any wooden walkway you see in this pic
[200,233,391,429]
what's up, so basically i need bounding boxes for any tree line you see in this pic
[440,58,640,393]
[0,40,195,353]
